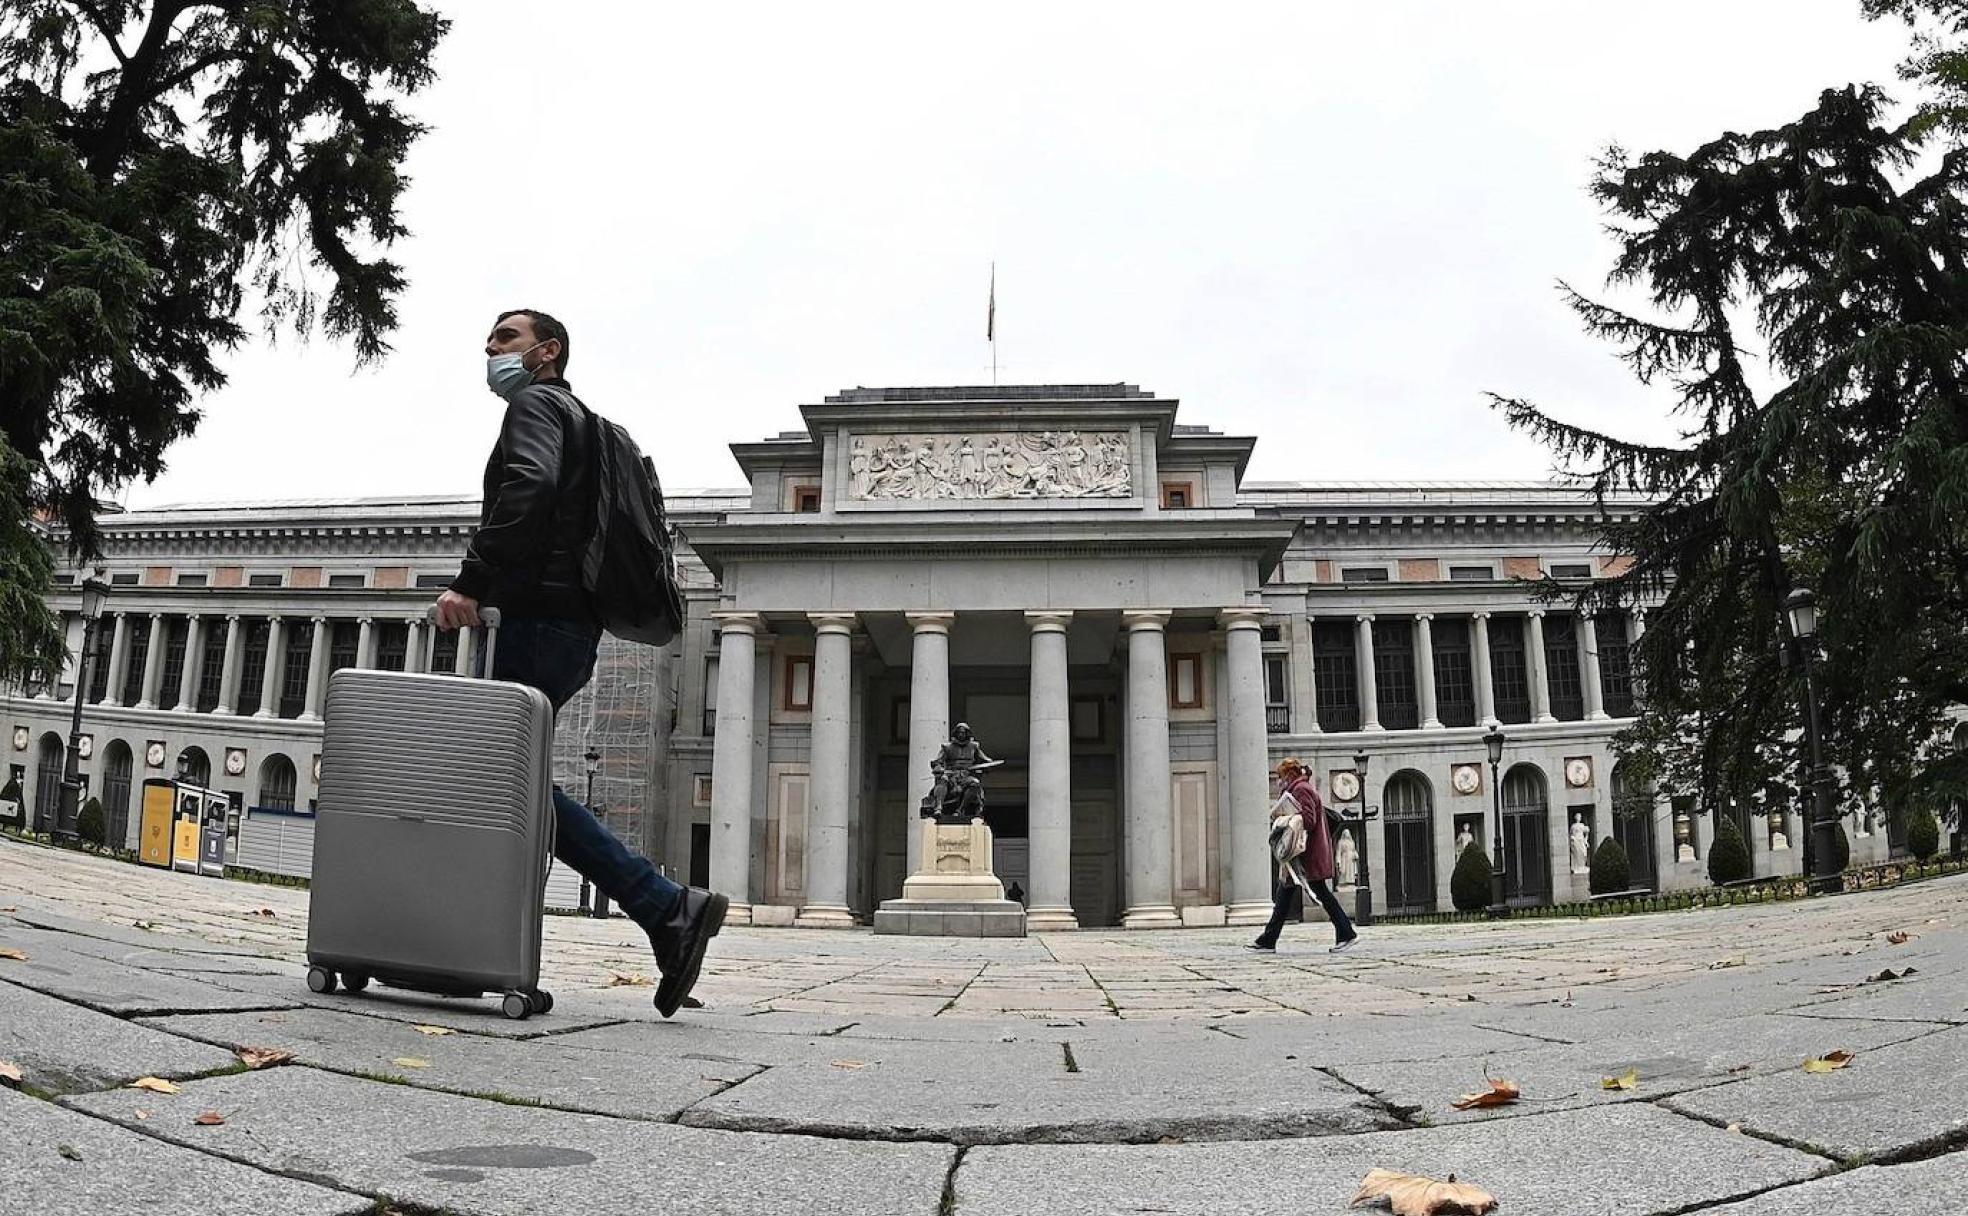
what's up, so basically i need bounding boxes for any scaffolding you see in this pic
[550,634,676,872]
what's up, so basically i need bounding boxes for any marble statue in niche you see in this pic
[849,431,1132,501]
[1570,812,1591,874]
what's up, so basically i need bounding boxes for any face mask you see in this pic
[485,341,548,399]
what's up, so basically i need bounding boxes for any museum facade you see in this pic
[12,384,1879,925]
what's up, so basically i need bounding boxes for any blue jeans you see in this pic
[484,615,683,932]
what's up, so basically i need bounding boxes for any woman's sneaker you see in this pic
[1245,941,1276,952]
[1330,935,1359,953]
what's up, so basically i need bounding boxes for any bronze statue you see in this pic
[920,722,999,822]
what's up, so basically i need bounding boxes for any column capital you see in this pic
[711,611,764,635]
[357,615,374,626]
[1355,612,1376,624]
[806,611,857,636]
[1527,607,1547,619]
[1414,611,1434,623]
[1217,606,1268,631]
[1121,609,1172,633]
[149,611,166,621]
[904,611,956,635]
[224,613,241,623]
[184,612,202,623]
[1472,610,1492,621]
[309,613,327,625]
[1024,610,1073,634]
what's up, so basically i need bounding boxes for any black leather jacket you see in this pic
[450,378,597,623]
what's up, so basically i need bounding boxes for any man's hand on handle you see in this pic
[434,590,482,631]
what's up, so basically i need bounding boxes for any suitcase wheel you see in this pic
[501,991,532,1021]
[306,966,337,995]
[342,971,370,995]
[532,989,554,1015]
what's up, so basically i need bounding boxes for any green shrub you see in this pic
[1830,821,1851,873]
[1589,836,1631,895]
[1908,807,1940,861]
[1708,816,1751,885]
[1450,842,1492,912]
[76,796,105,847]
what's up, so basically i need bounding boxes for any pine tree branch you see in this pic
[64,0,130,65]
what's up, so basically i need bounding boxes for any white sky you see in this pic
[124,0,1915,508]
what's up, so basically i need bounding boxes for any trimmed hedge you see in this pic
[1908,807,1940,861]
[77,796,105,847]
[1450,843,1492,912]
[1708,816,1751,885]
[1589,836,1630,895]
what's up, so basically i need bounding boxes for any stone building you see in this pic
[8,384,1889,924]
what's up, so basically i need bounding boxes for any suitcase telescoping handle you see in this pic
[424,605,501,676]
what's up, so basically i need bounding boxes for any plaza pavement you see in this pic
[1,833,1963,1215]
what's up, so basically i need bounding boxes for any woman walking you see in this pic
[1249,758,1359,953]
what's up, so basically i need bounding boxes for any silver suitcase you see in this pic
[304,609,559,1020]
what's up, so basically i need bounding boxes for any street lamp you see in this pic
[1351,750,1372,926]
[584,747,610,918]
[1484,720,1509,916]
[56,571,112,844]
[1783,588,1841,895]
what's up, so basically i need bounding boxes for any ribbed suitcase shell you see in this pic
[306,666,555,998]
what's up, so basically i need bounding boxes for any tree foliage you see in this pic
[76,793,104,846]
[1589,836,1631,895]
[0,1,446,673]
[1707,817,1751,886]
[1494,1,1968,833]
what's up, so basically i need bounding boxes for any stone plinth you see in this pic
[873,819,1026,937]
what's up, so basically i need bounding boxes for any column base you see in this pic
[251,708,275,720]
[1225,900,1275,926]
[134,701,156,712]
[1362,722,1387,733]
[873,898,1026,937]
[1587,710,1610,721]
[211,707,233,717]
[1121,903,1181,929]
[298,712,321,724]
[794,904,857,929]
[1535,714,1557,724]
[723,901,754,927]
[1024,905,1079,932]
[1421,718,1444,731]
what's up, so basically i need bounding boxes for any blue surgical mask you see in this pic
[485,341,547,399]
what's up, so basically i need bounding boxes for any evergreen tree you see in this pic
[1589,836,1631,895]
[1907,804,1941,859]
[1495,2,1968,829]
[1708,817,1752,886]
[1451,843,1493,912]
[76,794,104,846]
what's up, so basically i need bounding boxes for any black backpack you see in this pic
[547,390,686,647]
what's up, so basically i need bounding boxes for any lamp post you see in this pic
[1484,720,1509,916]
[580,747,601,914]
[1351,750,1372,926]
[1783,589,1842,895]
[56,571,112,844]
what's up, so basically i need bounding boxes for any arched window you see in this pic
[1609,762,1656,892]
[257,754,297,812]
[102,740,134,849]
[1500,764,1551,904]
[1382,771,1435,913]
[176,746,211,787]
[33,732,65,833]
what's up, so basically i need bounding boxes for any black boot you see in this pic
[652,886,728,1018]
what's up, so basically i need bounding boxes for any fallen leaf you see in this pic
[0,947,27,961]
[391,1057,430,1070]
[129,1077,180,1094]
[236,1047,294,1070]
[57,1144,82,1162]
[193,1111,225,1126]
[411,1025,455,1037]
[1727,1063,1752,1075]
[1350,1167,1499,1216]
[1601,1068,1640,1091]
[0,1060,21,1087]
[1726,1122,1742,1133]
[132,921,158,931]
[1803,1050,1856,1073]
[1708,957,1745,970]
[607,970,653,987]
[250,908,277,918]
[829,1059,870,1070]
[1886,931,1913,945]
[134,1109,149,1121]
[1450,1078,1520,1111]
[0,906,16,912]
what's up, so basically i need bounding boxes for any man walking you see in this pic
[435,307,725,1017]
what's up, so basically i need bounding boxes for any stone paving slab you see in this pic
[1666,1024,1968,1161]
[1786,973,1968,1024]
[0,1086,363,1216]
[3,907,287,957]
[0,979,236,1095]
[1701,1155,1968,1214]
[0,922,286,975]
[64,1065,955,1216]
[1205,1013,1549,1065]
[1332,1013,1947,1123]
[952,1102,1829,1216]
[139,1008,757,1121]
[0,930,297,1015]
[175,966,628,1037]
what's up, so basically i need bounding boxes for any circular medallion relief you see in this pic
[11,726,28,752]
[224,749,247,777]
[1565,757,1593,788]
[1331,771,1362,803]
[1452,764,1481,795]
[145,741,166,768]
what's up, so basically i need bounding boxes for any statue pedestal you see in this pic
[873,818,1027,937]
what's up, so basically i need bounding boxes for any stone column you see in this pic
[1122,610,1180,928]
[1221,608,1274,924]
[1580,613,1608,720]
[1292,610,1320,733]
[175,614,204,710]
[135,614,168,710]
[798,613,857,927]
[905,613,955,815]
[214,615,244,715]
[405,618,425,674]
[1472,612,1496,724]
[1526,610,1555,723]
[103,613,132,707]
[1025,611,1078,931]
[301,616,330,721]
[1414,613,1442,730]
[254,617,285,719]
[357,617,377,670]
[453,627,474,676]
[709,613,763,922]
[1355,614,1383,731]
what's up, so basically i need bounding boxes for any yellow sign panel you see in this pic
[173,820,201,865]
[138,781,175,867]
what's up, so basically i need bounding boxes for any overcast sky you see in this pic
[124,1,1914,508]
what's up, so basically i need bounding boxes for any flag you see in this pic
[987,263,995,342]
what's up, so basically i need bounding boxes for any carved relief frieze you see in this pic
[848,431,1131,501]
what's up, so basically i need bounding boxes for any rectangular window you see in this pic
[1448,565,1493,582]
[1170,653,1203,710]
[415,574,453,589]
[327,573,366,589]
[1432,617,1476,728]
[280,621,313,717]
[376,622,409,672]
[121,617,151,705]
[1260,623,1282,643]
[110,572,139,586]
[175,572,207,588]
[692,775,714,807]
[52,573,74,586]
[196,625,226,712]
[1549,562,1593,580]
[792,486,821,513]
[1340,566,1390,583]
[1264,654,1290,734]
[247,573,283,588]
[1372,619,1418,730]
[1160,482,1194,509]
[1544,615,1584,721]
[1489,616,1532,724]
[84,623,112,704]
[328,621,360,674]
[236,620,269,716]
[703,658,719,736]
[157,617,189,711]
[783,655,813,711]
[1598,613,1635,717]
[1313,620,1360,731]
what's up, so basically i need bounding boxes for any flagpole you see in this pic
[987,262,997,385]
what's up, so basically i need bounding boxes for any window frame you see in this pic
[1339,564,1392,583]
[1168,652,1205,710]
[791,485,822,514]
[1159,481,1195,510]
[782,653,814,712]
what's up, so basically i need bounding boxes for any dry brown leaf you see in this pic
[411,1025,455,1037]
[1601,1068,1639,1091]
[1709,956,1745,970]
[607,970,653,987]
[829,1059,870,1070]
[193,1111,225,1126]
[0,906,16,912]
[1450,1078,1520,1111]
[391,1057,430,1070]
[1350,1167,1499,1216]
[1803,1050,1856,1073]
[0,1060,22,1087]
[250,908,277,918]
[0,947,27,961]
[1886,931,1914,945]
[1727,1063,1752,1075]
[129,1076,180,1094]
[236,1047,294,1070]
[132,921,158,931]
